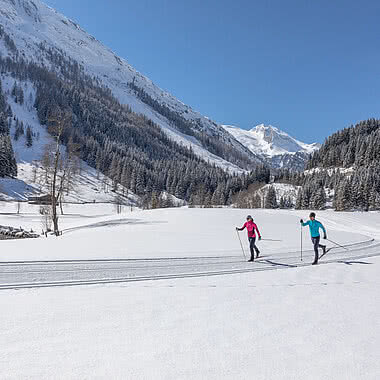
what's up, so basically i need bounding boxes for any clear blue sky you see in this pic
[44,0,379,143]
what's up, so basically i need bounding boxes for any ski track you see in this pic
[0,239,378,290]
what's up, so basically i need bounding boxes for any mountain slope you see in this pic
[0,0,259,171]
[303,118,380,211]
[269,118,380,212]
[0,75,139,203]
[223,124,320,170]
[0,43,270,206]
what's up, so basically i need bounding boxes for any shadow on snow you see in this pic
[62,218,168,234]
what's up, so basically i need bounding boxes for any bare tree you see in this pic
[16,200,21,214]
[40,205,52,235]
[39,111,80,235]
[31,160,38,182]
[56,138,80,215]
[114,194,123,214]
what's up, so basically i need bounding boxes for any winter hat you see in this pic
[246,215,253,220]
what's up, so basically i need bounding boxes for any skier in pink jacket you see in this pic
[236,215,262,261]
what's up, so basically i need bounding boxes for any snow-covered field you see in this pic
[0,203,375,261]
[0,205,379,379]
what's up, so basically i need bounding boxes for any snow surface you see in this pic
[0,204,374,262]
[0,205,379,379]
[223,124,320,158]
[0,0,250,173]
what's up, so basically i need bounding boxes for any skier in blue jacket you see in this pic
[300,212,327,265]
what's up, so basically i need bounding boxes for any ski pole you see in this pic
[236,229,246,260]
[327,238,349,251]
[300,223,303,261]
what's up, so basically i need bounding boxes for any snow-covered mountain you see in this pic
[223,124,320,170]
[0,0,260,172]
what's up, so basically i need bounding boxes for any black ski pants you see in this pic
[311,236,324,263]
[248,237,260,260]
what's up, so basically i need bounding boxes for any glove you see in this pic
[259,236,262,241]
[236,227,239,231]
[300,219,303,224]
[323,235,327,240]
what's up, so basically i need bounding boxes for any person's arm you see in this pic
[300,220,309,227]
[254,223,262,239]
[319,222,327,238]
[236,222,247,231]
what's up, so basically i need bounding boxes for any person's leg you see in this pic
[312,236,320,264]
[252,236,260,257]
[248,237,255,261]
[318,242,326,257]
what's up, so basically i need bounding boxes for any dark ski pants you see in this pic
[311,236,324,263]
[248,237,260,260]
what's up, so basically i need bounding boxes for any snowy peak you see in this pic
[249,124,319,156]
[224,124,319,158]
[223,124,320,170]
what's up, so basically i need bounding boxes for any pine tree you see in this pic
[312,187,326,210]
[264,186,277,209]
[26,126,33,148]
[295,188,303,210]
[334,179,351,211]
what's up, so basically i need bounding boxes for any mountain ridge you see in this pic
[223,124,320,170]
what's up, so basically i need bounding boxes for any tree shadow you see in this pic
[62,218,168,234]
[339,261,372,265]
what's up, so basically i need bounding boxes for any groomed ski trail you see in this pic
[0,239,378,290]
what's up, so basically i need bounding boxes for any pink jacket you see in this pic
[240,221,261,238]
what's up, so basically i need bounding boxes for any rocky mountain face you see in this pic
[223,124,320,170]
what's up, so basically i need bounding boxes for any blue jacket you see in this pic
[302,220,326,238]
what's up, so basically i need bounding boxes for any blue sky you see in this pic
[44,0,380,143]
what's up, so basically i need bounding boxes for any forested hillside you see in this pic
[307,119,380,169]
[0,0,259,174]
[128,82,258,169]
[0,79,17,178]
[0,41,270,206]
[293,119,380,211]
